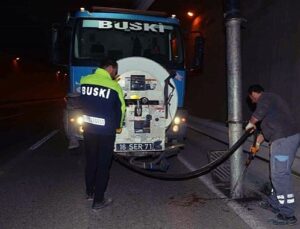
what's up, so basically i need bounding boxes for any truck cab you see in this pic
[52,7,188,170]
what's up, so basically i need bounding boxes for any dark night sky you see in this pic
[1,0,135,26]
[0,0,135,59]
[0,0,199,59]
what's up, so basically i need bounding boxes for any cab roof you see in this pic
[73,7,179,25]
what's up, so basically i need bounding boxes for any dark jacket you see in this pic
[252,92,298,141]
[80,68,125,135]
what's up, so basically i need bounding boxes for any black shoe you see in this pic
[92,198,113,210]
[268,214,297,225]
[259,200,279,213]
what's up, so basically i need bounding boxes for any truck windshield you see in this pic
[73,19,183,68]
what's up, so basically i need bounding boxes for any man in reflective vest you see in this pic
[80,58,125,210]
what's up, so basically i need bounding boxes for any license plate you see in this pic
[116,143,154,151]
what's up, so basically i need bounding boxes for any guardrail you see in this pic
[188,116,300,175]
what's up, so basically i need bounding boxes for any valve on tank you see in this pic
[135,100,142,117]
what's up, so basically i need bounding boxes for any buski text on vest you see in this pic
[81,86,111,99]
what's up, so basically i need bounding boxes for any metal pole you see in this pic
[224,0,244,199]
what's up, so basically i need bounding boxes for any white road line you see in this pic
[178,155,269,229]
[29,129,60,150]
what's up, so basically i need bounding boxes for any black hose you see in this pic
[114,129,253,180]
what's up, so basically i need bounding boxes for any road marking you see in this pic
[178,155,269,229]
[29,130,60,150]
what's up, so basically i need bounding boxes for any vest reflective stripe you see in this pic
[83,115,105,126]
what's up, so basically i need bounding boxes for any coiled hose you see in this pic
[114,129,253,181]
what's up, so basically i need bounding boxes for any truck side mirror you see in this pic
[190,36,205,72]
[51,24,72,66]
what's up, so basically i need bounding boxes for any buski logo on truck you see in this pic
[83,20,165,33]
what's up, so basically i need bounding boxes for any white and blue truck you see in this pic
[51,7,201,170]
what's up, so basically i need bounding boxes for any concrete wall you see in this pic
[184,0,228,122]
[184,0,300,131]
[241,0,300,129]
[151,0,300,129]
[150,0,227,121]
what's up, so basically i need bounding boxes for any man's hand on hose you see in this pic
[116,128,122,134]
[250,133,264,155]
[245,121,256,133]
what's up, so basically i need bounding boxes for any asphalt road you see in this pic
[0,59,67,161]
[0,129,251,229]
[0,99,65,164]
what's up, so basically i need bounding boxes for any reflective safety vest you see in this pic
[80,68,125,135]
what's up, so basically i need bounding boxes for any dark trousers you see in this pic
[83,132,115,202]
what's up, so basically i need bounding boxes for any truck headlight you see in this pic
[174,117,181,125]
[79,126,84,133]
[76,116,84,125]
[172,125,179,132]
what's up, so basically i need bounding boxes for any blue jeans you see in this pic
[267,133,300,217]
